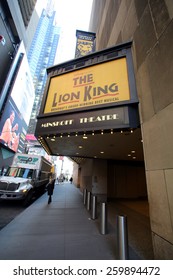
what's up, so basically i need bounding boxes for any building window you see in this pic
[17,0,37,27]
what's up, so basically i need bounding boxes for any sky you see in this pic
[36,0,94,64]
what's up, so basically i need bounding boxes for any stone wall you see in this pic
[89,0,173,259]
[107,161,147,199]
[79,158,107,202]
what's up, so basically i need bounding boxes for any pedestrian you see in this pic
[46,175,55,204]
[69,176,73,184]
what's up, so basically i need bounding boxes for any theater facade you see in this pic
[35,1,173,260]
[35,40,148,256]
[86,0,173,259]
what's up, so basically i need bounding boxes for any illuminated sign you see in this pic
[0,42,35,153]
[44,58,130,114]
[36,106,139,136]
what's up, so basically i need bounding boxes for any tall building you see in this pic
[0,0,37,170]
[0,0,38,100]
[6,0,38,53]
[88,0,173,260]
[27,4,61,135]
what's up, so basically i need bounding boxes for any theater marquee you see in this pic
[35,106,139,136]
[35,42,139,155]
[44,58,130,114]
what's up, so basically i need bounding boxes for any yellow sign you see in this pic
[44,58,130,114]
[76,39,94,56]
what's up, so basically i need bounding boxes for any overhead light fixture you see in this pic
[92,131,94,135]
[83,133,88,139]
[111,129,113,134]
[130,129,133,133]
[100,151,104,154]
[101,130,103,135]
[79,146,83,149]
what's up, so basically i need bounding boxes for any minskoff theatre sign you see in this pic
[36,106,139,136]
[35,41,139,152]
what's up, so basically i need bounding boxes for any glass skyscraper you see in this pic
[27,5,60,134]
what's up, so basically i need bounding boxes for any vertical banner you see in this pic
[75,30,96,58]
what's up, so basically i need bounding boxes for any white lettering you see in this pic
[79,114,119,124]
[41,119,74,127]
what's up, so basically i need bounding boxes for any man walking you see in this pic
[46,175,55,204]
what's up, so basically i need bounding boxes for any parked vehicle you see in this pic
[0,153,52,206]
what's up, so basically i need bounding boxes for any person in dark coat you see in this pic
[47,176,55,204]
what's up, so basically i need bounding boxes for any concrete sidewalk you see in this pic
[0,182,116,260]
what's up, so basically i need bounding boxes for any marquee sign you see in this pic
[44,58,130,114]
[35,42,139,152]
[36,106,139,136]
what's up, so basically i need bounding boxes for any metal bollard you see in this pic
[116,215,129,260]
[87,191,91,211]
[83,188,87,205]
[100,202,107,234]
[91,195,97,219]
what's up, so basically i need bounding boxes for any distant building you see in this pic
[27,5,61,134]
